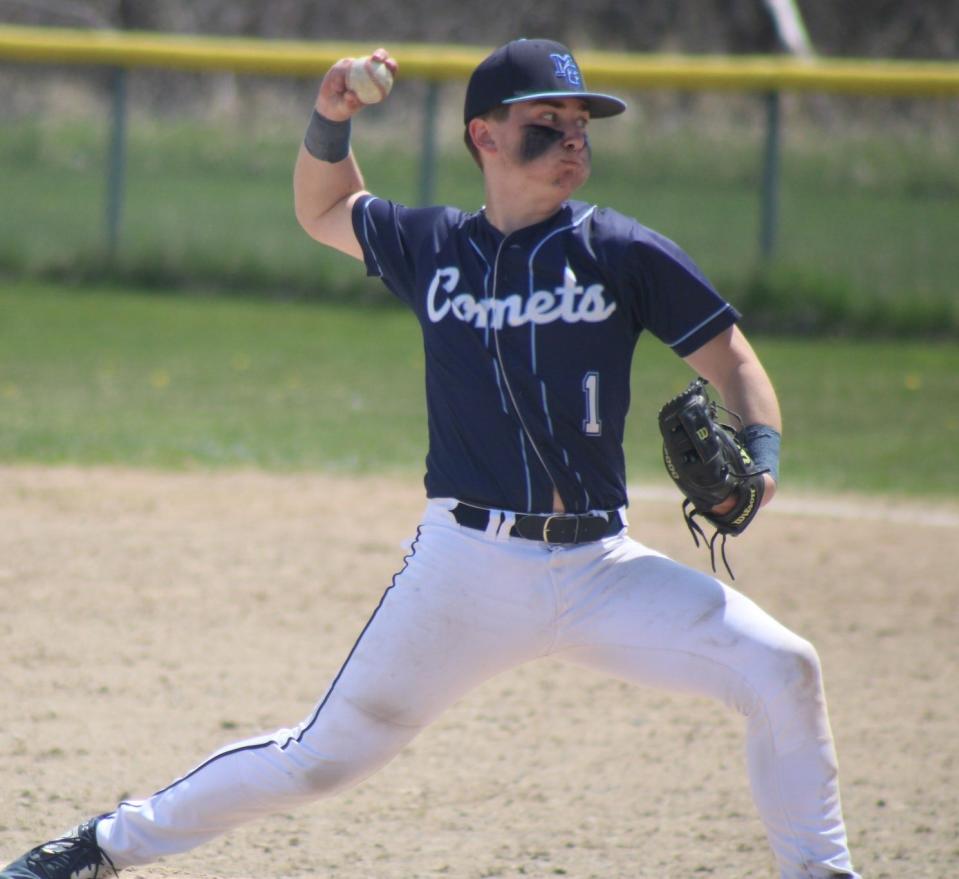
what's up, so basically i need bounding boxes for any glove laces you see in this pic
[682,499,737,581]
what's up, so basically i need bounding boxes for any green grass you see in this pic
[0,116,957,336]
[2,281,957,498]
[0,282,424,472]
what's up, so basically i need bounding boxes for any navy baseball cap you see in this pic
[464,38,627,124]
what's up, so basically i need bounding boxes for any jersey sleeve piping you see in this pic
[667,302,738,355]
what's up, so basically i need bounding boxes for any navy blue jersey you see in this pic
[353,196,739,514]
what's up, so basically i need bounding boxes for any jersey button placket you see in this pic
[490,232,562,513]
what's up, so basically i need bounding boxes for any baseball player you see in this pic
[1,39,859,879]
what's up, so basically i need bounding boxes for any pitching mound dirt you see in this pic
[1,467,956,878]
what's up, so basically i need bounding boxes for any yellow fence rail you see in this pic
[2,24,959,95]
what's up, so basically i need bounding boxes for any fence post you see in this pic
[418,81,441,206]
[105,66,128,260]
[759,90,781,263]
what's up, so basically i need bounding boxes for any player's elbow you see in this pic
[293,184,327,236]
[293,197,322,240]
[293,190,337,244]
[294,193,365,261]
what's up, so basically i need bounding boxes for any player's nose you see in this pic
[561,126,588,151]
[562,127,588,153]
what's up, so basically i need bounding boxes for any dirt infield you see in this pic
[1,467,956,879]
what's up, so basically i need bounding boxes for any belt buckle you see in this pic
[542,514,579,545]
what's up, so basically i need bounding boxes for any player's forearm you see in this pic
[293,49,395,256]
[715,357,782,503]
[716,359,782,434]
[685,326,782,432]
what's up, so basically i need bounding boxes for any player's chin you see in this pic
[553,163,590,193]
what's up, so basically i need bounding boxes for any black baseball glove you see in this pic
[658,378,768,578]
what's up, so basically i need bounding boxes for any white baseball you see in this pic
[346,55,394,104]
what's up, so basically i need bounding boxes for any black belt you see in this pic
[451,503,624,545]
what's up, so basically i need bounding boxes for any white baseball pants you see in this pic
[96,499,858,878]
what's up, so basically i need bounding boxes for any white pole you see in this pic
[761,0,816,58]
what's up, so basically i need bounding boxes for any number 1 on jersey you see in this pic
[582,371,602,436]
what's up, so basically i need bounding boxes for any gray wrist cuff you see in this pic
[739,424,781,483]
[304,110,351,163]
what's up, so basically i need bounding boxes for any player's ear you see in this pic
[468,118,497,155]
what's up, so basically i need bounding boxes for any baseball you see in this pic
[346,55,394,104]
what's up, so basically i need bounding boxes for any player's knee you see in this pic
[782,637,824,703]
[727,634,829,754]
[290,701,420,797]
[291,738,395,796]
[298,756,367,796]
[756,637,835,752]
[756,636,827,733]
[733,636,824,720]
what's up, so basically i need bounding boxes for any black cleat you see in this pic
[0,817,116,879]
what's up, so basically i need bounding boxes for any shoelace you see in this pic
[25,828,118,879]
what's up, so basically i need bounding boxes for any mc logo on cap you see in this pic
[549,53,583,87]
